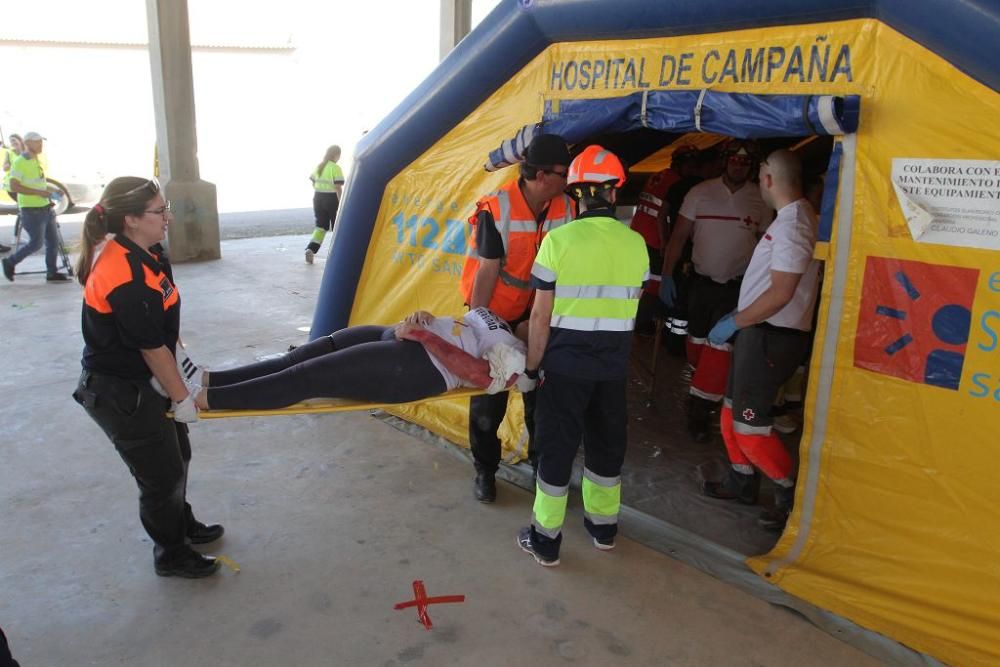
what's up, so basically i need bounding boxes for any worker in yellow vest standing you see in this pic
[458,134,574,503]
[517,146,649,566]
[2,132,68,282]
[0,133,22,253]
[305,144,345,264]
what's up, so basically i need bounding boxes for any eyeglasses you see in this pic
[144,201,171,217]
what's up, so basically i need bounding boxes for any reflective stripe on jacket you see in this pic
[533,215,649,332]
[459,179,574,322]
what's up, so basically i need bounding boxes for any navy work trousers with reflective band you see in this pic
[530,371,627,560]
[726,323,811,432]
[9,206,57,272]
[73,370,196,560]
[723,324,809,482]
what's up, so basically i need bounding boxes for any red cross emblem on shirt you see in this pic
[742,408,756,422]
[742,216,754,227]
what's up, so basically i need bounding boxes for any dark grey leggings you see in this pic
[206,325,447,410]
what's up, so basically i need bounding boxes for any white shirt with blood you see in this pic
[679,177,773,283]
[421,307,525,390]
[737,199,821,331]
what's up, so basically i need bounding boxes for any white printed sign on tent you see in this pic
[891,158,1000,251]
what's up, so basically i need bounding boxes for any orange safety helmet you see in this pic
[566,145,627,188]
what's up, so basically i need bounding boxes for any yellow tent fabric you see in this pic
[345,18,1000,666]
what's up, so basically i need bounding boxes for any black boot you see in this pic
[474,470,496,503]
[187,521,225,545]
[703,469,760,505]
[155,547,220,578]
[758,485,795,532]
[687,395,713,443]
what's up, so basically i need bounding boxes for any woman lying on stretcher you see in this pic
[189,307,534,412]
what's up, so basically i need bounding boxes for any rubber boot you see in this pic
[702,469,760,505]
[758,485,795,532]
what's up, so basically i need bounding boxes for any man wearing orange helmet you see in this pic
[659,139,773,442]
[458,134,575,503]
[516,145,649,567]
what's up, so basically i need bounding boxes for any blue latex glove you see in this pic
[50,190,62,202]
[658,275,677,308]
[708,312,740,345]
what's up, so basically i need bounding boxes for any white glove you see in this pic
[514,373,537,393]
[171,393,199,423]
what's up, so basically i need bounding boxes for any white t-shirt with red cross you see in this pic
[679,177,773,283]
[421,307,525,389]
[738,198,821,331]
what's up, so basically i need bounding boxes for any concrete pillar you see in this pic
[439,0,472,60]
[145,0,220,261]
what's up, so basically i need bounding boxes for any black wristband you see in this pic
[524,368,539,379]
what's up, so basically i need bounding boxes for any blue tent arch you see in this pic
[311,0,998,337]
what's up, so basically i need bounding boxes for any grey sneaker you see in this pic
[517,527,559,567]
[305,248,315,264]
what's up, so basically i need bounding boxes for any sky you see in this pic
[0,0,501,210]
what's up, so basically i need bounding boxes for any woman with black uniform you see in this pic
[72,177,222,579]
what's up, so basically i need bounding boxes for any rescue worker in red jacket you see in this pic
[458,133,574,502]
[72,177,222,578]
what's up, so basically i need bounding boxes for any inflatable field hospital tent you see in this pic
[310,1,1000,663]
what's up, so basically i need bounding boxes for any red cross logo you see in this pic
[742,408,756,422]
[394,580,466,630]
[742,216,754,227]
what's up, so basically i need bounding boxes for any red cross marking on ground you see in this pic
[393,580,466,630]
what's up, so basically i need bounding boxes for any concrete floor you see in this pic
[0,235,882,666]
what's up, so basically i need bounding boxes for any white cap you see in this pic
[23,131,45,142]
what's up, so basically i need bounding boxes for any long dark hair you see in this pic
[315,145,341,177]
[76,177,159,285]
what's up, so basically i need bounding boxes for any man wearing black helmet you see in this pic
[458,133,575,502]
[658,139,773,442]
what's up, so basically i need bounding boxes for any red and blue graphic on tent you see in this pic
[854,257,979,390]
